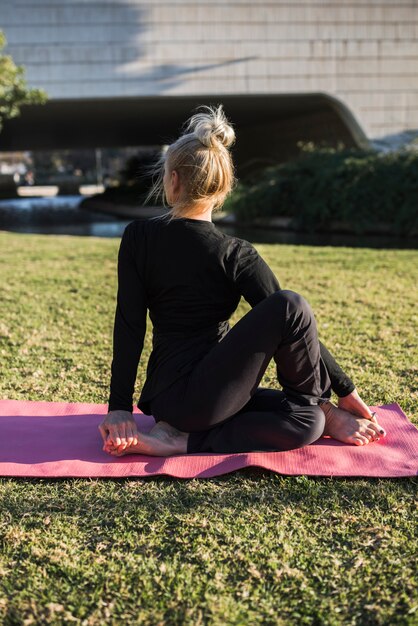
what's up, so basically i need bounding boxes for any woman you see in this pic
[99,105,386,457]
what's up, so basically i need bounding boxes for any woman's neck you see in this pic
[171,204,213,222]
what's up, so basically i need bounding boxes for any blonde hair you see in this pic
[144,104,237,220]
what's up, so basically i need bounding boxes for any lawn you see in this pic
[0,230,416,626]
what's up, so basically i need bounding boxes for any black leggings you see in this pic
[149,290,332,454]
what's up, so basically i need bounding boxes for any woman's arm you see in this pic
[228,240,355,397]
[107,222,147,413]
[318,341,355,398]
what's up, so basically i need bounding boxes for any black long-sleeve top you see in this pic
[107,215,355,415]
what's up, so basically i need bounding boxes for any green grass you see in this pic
[0,230,417,626]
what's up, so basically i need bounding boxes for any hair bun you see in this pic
[183,104,235,149]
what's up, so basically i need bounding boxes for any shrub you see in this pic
[223,144,418,235]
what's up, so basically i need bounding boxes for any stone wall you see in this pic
[1,0,417,140]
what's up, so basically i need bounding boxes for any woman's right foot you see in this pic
[320,401,387,446]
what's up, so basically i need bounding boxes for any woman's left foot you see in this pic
[104,421,189,457]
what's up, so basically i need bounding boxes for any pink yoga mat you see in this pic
[0,399,417,479]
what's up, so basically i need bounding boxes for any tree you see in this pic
[0,31,47,132]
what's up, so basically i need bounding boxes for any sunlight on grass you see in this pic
[0,231,416,625]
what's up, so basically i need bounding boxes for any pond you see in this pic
[0,195,415,248]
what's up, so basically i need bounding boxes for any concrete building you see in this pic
[1,0,417,172]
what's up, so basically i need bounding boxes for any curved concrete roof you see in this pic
[0,92,369,175]
[1,0,417,144]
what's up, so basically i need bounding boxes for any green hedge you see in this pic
[224,144,418,235]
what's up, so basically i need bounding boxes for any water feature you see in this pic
[0,195,415,248]
[0,195,131,238]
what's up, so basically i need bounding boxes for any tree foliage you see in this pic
[0,31,47,132]
[224,143,418,235]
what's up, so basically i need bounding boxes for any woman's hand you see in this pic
[338,388,379,423]
[98,410,139,453]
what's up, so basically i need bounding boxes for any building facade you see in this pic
[1,0,417,163]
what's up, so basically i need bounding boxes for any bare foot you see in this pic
[104,421,189,457]
[320,401,387,446]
